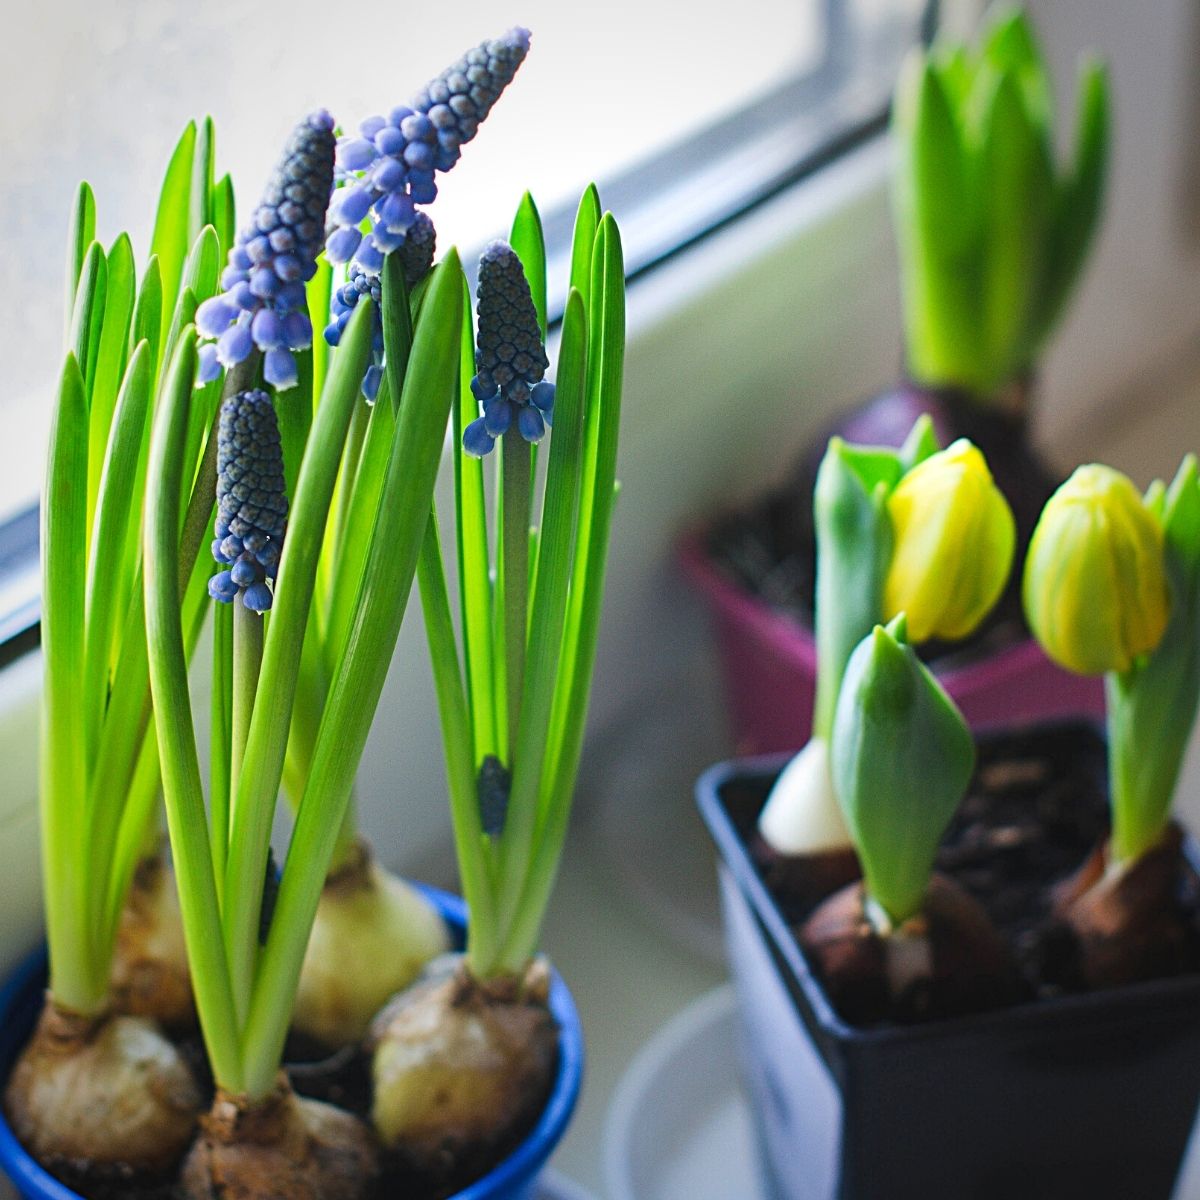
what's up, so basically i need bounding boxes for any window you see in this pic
[0,0,929,639]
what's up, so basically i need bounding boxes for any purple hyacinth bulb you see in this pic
[195,110,335,391]
[211,390,288,613]
[325,28,530,279]
[462,240,551,456]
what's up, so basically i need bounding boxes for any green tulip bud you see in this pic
[1023,465,1170,676]
[883,439,1016,642]
[832,615,975,926]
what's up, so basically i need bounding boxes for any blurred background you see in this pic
[2,1,1200,1195]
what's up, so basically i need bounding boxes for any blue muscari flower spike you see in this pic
[195,110,336,391]
[209,389,288,613]
[323,212,436,400]
[462,241,554,457]
[325,27,530,278]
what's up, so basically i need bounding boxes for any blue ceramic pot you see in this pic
[697,728,1200,1200]
[0,884,582,1200]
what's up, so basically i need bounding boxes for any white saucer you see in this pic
[603,986,765,1200]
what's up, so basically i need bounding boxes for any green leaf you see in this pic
[568,185,602,308]
[832,620,974,924]
[811,438,894,739]
[307,257,333,405]
[892,55,984,390]
[212,173,237,265]
[64,182,96,344]
[150,122,197,350]
[87,233,137,521]
[453,271,499,762]
[190,116,216,245]
[897,414,940,473]
[510,192,547,338]
[277,359,314,502]
[131,256,163,375]
[380,249,415,405]
[1035,58,1110,351]
[976,68,1052,383]
[241,250,463,1100]
[83,340,152,768]
[69,243,107,402]
[982,6,1051,133]
[41,354,100,1013]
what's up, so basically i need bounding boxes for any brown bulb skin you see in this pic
[799,874,1022,1026]
[750,834,860,916]
[1050,822,1195,989]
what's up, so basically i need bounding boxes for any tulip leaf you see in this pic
[65,182,96,344]
[510,191,547,339]
[832,620,975,924]
[151,122,198,349]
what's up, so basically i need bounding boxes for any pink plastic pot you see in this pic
[679,532,1105,756]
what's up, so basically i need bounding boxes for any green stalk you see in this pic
[211,600,233,894]
[239,252,462,1100]
[143,333,242,1091]
[501,433,532,763]
[230,603,264,821]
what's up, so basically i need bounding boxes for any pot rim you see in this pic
[696,736,1200,1051]
[0,882,583,1200]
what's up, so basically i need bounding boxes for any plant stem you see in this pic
[231,602,264,830]
[501,432,531,764]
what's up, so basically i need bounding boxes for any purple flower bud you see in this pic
[220,265,248,291]
[362,364,383,402]
[370,222,406,254]
[360,115,386,138]
[326,225,362,264]
[273,254,303,282]
[197,343,222,385]
[243,583,273,613]
[463,417,496,458]
[333,184,375,226]
[354,239,385,275]
[231,281,257,310]
[338,138,379,171]
[378,190,415,232]
[283,310,313,350]
[251,308,285,350]
[264,347,298,390]
[196,296,238,337]
[372,156,407,192]
[530,380,555,412]
[231,556,258,587]
[217,322,254,366]
[231,246,253,271]
[517,405,545,443]
[250,265,282,300]
[209,572,239,603]
[375,126,406,156]
[483,399,512,437]
[411,178,437,205]
[403,142,434,172]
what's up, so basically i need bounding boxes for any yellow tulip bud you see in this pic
[1023,465,1170,675]
[883,439,1016,642]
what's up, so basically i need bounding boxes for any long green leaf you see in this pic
[130,255,163,376]
[190,116,216,245]
[70,243,107,401]
[64,183,96,344]
[83,341,152,771]
[87,233,136,521]
[511,192,547,338]
[41,355,99,1013]
[568,186,601,309]
[212,173,237,265]
[143,332,243,1090]
[150,122,197,349]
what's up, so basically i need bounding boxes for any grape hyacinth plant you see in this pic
[366,188,625,1181]
[4,120,244,1185]
[1023,459,1200,986]
[195,110,336,390]
[145,214,464,1198]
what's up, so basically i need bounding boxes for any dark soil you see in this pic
[726,723,1200,1023]
[702,381,1060,668]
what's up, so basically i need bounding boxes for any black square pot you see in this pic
[697,728,1200,1200]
